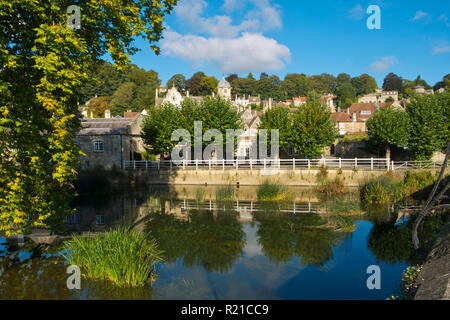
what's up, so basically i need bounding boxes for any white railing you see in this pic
[123,158,448,171]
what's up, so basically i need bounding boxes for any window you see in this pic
[94,140,104,152]
[360,110,372,115]
[96,215,105,225]
[65,213,80,225]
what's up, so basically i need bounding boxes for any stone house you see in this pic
[358,89,398,103]
[237,108,261,159]
[331,112,366,136]
[74,112,146,170]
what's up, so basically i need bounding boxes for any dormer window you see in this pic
[360,110,372,115]
[94,140,104,152]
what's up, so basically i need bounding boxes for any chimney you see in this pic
[155,88,159,100]
[187,90,190,97]
[352,112,357,122]
[105,109,111,119]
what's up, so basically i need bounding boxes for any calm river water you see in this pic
[0,185,445,300]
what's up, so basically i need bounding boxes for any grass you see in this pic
[215,184,235,201]
[360,170,441,204]
[257,181,291,201]
[63,227,164,287]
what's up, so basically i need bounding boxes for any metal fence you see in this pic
[123,158,447,171]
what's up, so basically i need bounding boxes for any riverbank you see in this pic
[414,216,450,300]
[77,168,446,187]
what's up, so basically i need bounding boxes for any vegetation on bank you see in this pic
[360,170,440,204]
[63,228,164,287]
[215,185,235,201]
[257,181,292,201]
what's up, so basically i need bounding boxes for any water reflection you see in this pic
[0,186,446,300]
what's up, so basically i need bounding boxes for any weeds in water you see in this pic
[215,185,235,201]
[316,177,346,196]
[195,188,205,202]
[257,181,291,201]
[63,228,164,287]
[326,195,362,215]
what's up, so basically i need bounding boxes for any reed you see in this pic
[63,228,164,287]
[215,184,235,201]
[257,181,291,201]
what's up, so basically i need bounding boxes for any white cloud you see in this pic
[348,4,365,20]
[164,0,289,73]
[369,56,398,72]
[161,31,291,73]
[411,10,429,21]
[174,0,281,38]
[432,41,450,54]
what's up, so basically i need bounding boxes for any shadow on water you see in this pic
[0,185,448,300]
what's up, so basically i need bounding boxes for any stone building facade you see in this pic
[74,113,146,170]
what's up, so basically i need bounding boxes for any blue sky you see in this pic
[130,0,450,87]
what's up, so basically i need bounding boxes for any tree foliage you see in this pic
[406,93,450,159]
[0,0,177,236]
[142,97,242,157]
[367,107,410,154]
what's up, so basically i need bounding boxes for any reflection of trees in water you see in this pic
[0,244,156,300]
[253,210,347,267]
[367,212,449,265]
[145,209,245,273]
[0,246,75,299]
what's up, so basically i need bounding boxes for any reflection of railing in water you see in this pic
[145,199,324,215]
[124,158,448,171]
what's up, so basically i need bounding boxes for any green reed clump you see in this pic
[257,181,291,201]
[326,195,362,215]
[63,228,164,287]
[196,188,206,202]
[359,176,403,204]
[215,184,235,201]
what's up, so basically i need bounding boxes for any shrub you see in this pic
[359,176,403,204]
[403,171,436,193]
[63,228,164,287]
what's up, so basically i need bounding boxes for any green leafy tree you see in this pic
[186,72,206,96]
[367,107,410,157]
[258,106,292,152]
[110,82,137,115]
[382,73,403,92]
[87,96,110,117]
[290,102,338,158]
[167,74,186,92]
[407,93,450,159]
[142,97,242,157]
[0,0,178,236]
[200,76,218,96]
[335,82,356,109]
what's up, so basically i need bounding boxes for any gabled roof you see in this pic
[331,112,352,122]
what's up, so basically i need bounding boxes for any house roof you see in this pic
[331,112,352,122]
[124,112,140,118]
[78,118,133,135]
[348,103,377,121]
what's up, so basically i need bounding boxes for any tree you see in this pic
[167,74,186,92]
[367,107,410,157]
[382,73,403,91]
[200,76,218,96]
[335,83,356,109]
[0,0,178,236]
[186,72,206,96]
[290,102,338,158]
[110,82,137,115]
[258,106,292,152]
[352,74,378,96]
[87,96,110,117]
[142,97,242,158]
[282,73,310,99]
[433,74,450,91]
[407,93,450,160]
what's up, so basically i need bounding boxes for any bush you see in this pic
[359,176,403,204]
[63,228,164,287]
[403,171,436,193]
